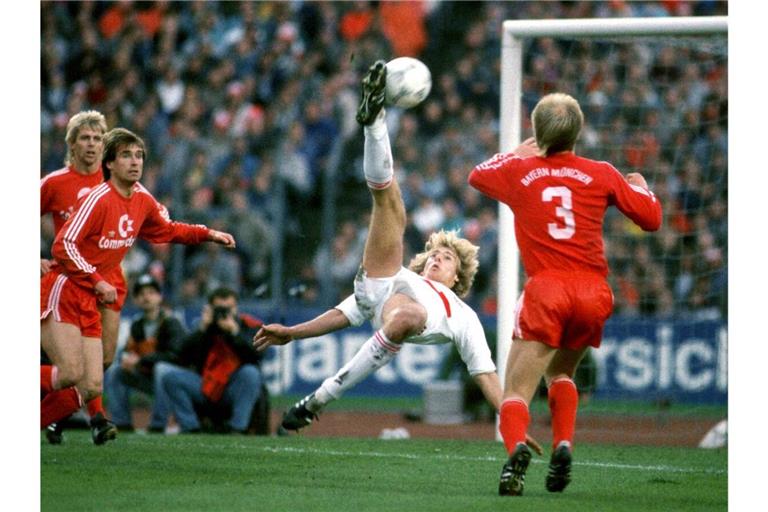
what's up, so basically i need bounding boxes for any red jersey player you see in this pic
[468,93,662,496]
[40,127,236,437]
[40,110,124,444]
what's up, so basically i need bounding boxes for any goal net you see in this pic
[497,17,727,415]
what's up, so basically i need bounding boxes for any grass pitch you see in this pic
[41,431,726,511]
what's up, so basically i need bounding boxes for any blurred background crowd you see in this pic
[40,0,728,321]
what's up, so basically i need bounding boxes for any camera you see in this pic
[212,305,233,322]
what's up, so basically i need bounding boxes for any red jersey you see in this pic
[469,152,662,277]
[51,181,210,290]
[40,165,104,234]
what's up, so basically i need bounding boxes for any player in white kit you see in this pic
[252,61,541,454]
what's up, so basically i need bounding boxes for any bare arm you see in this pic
[253,308,351,352]
[473,371,503,410]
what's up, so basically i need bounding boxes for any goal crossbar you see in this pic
[502,16,727,38]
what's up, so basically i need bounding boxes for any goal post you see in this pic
[496,16,728,404]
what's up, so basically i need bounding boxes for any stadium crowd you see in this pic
[41,0,727,320]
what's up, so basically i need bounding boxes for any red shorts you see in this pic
[40,272,102,338]
[513,270,613,350]
[100,266,127,312]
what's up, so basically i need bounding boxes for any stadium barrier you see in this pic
[118,305,726,405]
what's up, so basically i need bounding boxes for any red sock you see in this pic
[87,395,104,418]
[548,377,579,449]
[41,387,82,429]
[40,365,56,396]
[499,398,530,455]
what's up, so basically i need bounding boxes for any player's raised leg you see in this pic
[357,60,406,278]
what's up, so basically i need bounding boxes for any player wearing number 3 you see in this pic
[469,93,662,496]
[253,61,540,454]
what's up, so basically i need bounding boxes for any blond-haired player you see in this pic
[470,92,662,496]
[253,61,540,455]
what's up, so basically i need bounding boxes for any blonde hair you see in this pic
[408,230,479,298]
[531,93,583,156]
[65,110,107,165]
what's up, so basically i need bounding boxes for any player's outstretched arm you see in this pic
[207,229,236,248]
[253,308,351,352]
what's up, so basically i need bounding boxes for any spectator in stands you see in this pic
[104,275,185,433]
[187,219,244,295]
[40,1,727,317]
[161,287,266,434]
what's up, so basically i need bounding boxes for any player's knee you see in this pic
[57,363,85,389]
[385,304,427,341]
[82,376,103,400]
[79,383,102,402]
[545,373,574,388]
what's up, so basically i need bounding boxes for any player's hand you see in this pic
[41,258,53,276]
[513,137,540,158]
[626,172,649,190]
[94,280,117,304]
[208,230,236,249]
[253,323,294,352]
[525,433,543,455]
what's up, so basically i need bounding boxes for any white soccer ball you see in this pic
[385,57,432,109]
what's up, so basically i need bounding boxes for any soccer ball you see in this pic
[385,57,432,109]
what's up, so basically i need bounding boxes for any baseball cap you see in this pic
[133,274,161,295]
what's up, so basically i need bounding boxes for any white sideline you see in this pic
[257,445,726,476]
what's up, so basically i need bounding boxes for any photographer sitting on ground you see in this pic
[161,287,266,434]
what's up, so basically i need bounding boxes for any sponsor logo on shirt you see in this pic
[98,214,136,249]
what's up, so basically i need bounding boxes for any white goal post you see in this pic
[495,16,728,394]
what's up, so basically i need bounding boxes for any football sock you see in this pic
[40,365,57,396]
[41,387,83,429]
[363,111,394,189]
[499,398,530,455]
[312,330,401,410]
[87,395,105,418]
[548,377,578,449]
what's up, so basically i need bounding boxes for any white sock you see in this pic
[363,111,394,189]
[311,330,401,410]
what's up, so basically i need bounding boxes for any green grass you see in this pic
[41,432,727,511]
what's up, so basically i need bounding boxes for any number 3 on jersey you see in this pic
[542,186,575,239]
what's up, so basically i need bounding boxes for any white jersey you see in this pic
[335,267,496,376]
